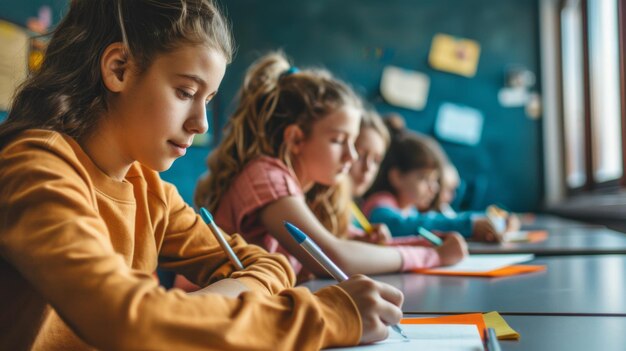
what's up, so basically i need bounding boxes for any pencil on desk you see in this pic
[200,207,244,270]
[350,201,373,233]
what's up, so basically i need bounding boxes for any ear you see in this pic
[100,42,131,93]
[283,124,305,154]
[388,168,403,190]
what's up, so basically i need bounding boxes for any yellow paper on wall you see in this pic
[428,33,481,78]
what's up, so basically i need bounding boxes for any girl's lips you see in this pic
[168,141,188,156]
[170,141,191,148]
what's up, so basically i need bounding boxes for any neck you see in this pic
[395,193,414,210]
[292,160,314,192]
[294,169,314,193]
[79,117,133,182]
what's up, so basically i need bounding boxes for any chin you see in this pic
[146,160,175,172]
[353,184,367,197]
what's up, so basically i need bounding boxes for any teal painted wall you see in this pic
[2,0,543,211]
[0,0,67,27]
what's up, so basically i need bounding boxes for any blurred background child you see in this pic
[363,119,505,242]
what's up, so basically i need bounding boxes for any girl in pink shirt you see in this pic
[195,52,467,282]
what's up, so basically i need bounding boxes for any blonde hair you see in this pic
[195,51,362,235]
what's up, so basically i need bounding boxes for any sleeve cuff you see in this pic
[396,246,441,271]
[313,285,362,347]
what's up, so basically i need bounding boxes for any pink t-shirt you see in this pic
[214,156,306,275]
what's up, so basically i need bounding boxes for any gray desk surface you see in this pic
[301,255,626,315]
[520,214,603,230]
[468,227,626,255]
[404,314,626,351]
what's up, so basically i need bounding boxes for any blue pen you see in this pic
[417,227,443,247]
[200,207,244,270]
[284,221,409,341]
[486,327,502,351]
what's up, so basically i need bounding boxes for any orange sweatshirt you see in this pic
[0,130,361,351]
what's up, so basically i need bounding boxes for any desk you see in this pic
[469,227,626,255]
[301,255,626,315]
[404,314,626,351]
[521,214,603,230]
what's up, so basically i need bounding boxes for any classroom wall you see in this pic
[0,0,66,26]
[2,0,544,212]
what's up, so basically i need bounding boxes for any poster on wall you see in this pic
[435,102,484,145]
[428,33,481,78]
[380,65,430,110]
[0,20,29,110]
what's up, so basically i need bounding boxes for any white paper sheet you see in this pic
[326,324,484,351]
[426,254,534,273]
[502,231,533,243]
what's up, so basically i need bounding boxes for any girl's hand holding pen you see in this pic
[435,233,468,266]
[472,218,502,243]
[336,275,404,345]
[506,214,521,232]
[353,223,393,245]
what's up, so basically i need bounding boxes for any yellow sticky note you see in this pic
[483,311,520,340]
[429,33,481,78]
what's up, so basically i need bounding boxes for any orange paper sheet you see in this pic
[414,264,546,277]
[401,313,486,341]
[503,230,548,243]
[526,230,548,243]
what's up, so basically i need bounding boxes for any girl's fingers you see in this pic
[375,280,404,307]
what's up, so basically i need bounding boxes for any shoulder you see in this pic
[244,156,293,178]
[235,155,303,197]
[362,192,400,216]
[2,129,75,159]
[218,156,303,220]
[1,129,89,181]
[0,129,99,208]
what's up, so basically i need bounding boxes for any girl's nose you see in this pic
[185,103,209,135]
[346,142,358,163]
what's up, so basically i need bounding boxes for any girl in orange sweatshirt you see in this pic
[0,1,403,350]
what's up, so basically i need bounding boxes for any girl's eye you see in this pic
[177,89,194,100]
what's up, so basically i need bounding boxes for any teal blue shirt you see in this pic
[363,192,479,237]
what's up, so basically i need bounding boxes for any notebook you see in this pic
[326,324,484,350]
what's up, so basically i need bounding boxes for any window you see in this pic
[559,0,626,191]
[587,0,623,183]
